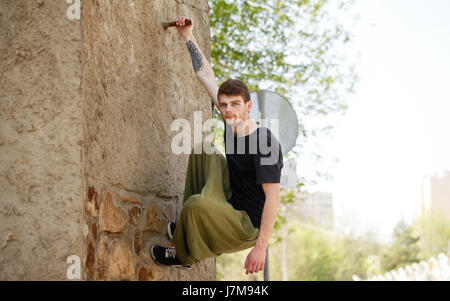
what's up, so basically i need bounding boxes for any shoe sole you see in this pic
[167,222,173,239]
[150,245,192,269]
[150,245,157,262]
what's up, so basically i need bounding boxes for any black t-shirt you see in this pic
[224,123,284,229]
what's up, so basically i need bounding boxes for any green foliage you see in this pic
[380,219,421,273]
[377,212,450,275]
[216,211,450,281]
[411,210,450,259]
[209,0,358,121]
[281,223,382,280]
[209,0,361,280]
[211,109,225,153]
[288,227,342,281]
[216,218,383,281]
[208,0,358,190]
[216,248,265,281]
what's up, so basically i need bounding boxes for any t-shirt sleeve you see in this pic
[254,129,284,184]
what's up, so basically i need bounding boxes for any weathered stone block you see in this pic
[129,206,142,225]
[85,242,95,276]
[86,186,99,218]
[0,0,214,281]
[91,222,98,241]
[176,258,216,281]
[145,202,168,233]
[133,230,144,255]
[99,191,128,233]
[109,241,135,281]
[117,193,143,205]
[95,235,110,281]
[137,265,157,281]
[167,201,177,222]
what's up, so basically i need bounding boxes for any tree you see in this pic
[268,220,382,280]
[209,0,358,186]
[209,0,359,280]
[412,209,450,259]
[209,0,357,95]
[381,219,421,273]
[209,0,357,137]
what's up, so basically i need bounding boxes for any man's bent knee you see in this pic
[183,194,209,213]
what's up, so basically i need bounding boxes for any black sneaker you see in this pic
[150,245,191,268]
[167,222,176,239]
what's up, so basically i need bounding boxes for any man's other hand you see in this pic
[244,246,266,275]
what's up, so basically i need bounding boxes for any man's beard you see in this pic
[224,114,246,127]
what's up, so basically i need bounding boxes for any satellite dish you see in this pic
[249,90,299,154]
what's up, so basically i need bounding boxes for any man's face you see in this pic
[218,94,252,126]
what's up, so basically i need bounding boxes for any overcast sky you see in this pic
[298,0,450,242]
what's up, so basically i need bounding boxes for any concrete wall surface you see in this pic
[0,0,214,280]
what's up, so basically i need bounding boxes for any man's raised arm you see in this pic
[174,16,220,109]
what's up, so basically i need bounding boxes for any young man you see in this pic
[151,16,283,275]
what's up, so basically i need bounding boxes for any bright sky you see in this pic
[299,0,450,242]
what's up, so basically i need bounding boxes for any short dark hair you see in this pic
[217,79,251,103]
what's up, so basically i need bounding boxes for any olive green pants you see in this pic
[172,143,260,266]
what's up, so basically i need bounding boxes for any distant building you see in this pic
[421,170,450,219]
[288,191,334,228]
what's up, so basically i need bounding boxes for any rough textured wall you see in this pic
[0,0,84,280]
[1,0,215,280]
[81,0,214,280]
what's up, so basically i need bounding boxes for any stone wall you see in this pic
[1,0,215,280]
[0,0,84,280]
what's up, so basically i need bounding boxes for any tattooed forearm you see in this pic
[186,40,203,73]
